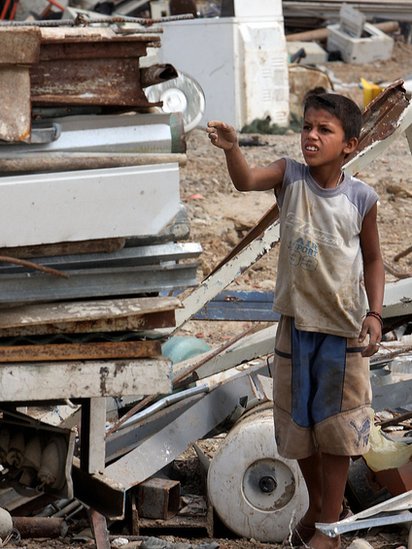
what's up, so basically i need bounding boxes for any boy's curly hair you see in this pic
[303,92,362,141]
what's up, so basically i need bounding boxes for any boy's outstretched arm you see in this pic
[359,202,385,357]
[207,120,285,192]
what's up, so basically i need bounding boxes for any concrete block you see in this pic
[327,22,394,64]
[287,41,328,65]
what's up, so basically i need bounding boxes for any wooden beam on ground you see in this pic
[0,358,173,401]
[0,339,162,363]
[0,296,181,337]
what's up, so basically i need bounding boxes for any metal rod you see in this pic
[317,512,412,537]
[115,384,210,429]
[0,14,194,26]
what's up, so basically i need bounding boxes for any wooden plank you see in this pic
[0,339,162,363]
[0,309,177,337]
[0,163,180,247]
[0,296,180,327]
[0,67,31,142]
[0,28,40,64]
[0,358,173,401]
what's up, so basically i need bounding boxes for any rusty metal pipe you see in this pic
[0,152,187,174]
[140,64,178,88]
[12,516,68,538]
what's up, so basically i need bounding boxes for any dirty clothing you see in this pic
[273,158,378,339]
[273,315,373,459]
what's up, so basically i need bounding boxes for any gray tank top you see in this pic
[273,158,378,338]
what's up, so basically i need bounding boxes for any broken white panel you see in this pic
[0,163,180,247]
[0,358,172,401]
[382,277,412,318]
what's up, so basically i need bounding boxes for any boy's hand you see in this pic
[358,316,382,357]
[207,121,238,150]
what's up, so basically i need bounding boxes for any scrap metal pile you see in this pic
[0,4,410,549]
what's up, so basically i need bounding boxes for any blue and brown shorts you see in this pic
[273,315,373,460]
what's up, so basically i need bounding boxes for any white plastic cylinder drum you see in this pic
[0,507,12,540]
[207,404,309,542]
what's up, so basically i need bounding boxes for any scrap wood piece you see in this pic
[0,297,181,337]
[394,245,412,262]
[378,410,412,428]
[0,27,40,142]
[384,260,412,280]
[0,339,162,363]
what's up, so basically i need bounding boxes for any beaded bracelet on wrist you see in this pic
[366,311,384,328]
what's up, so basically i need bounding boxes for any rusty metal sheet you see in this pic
[72,458,126,519]
[346,79,410,163]
[30,57,155,107]
[28,27,162,107]
[0,339,162,363]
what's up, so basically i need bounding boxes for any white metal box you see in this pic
[157,16,289,130]
[231,0,283,18]
[0,163,180,247]
[327,22,394,64]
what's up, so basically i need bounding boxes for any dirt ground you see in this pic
[10,39,412,549]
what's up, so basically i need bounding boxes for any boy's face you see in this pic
[301,107,357,168]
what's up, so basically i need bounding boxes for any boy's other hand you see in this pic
[358,316,381,357]
[207,121,237,150]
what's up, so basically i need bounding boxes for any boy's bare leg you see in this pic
[286,453,322,545]
[308,453,350,549]
[298,452,322,524]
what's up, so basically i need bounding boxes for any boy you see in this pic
[207,93,385,549]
